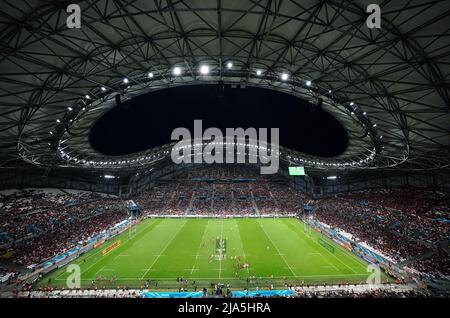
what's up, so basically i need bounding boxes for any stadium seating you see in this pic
[313,188,449,277]
[0,170,448,280]
[0,189,126,266]
[134,165,306,216]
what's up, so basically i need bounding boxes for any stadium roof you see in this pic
[0,0,449,173]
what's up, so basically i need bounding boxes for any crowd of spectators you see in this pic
[0,267,19,284]
[345,188,450,220]
[312,188,449,277]
[413,251,450,277]
[130,165,450,275]
[0,189,98,216]
[0,170,448,281]
[294,288,429,298]
[18,284,432,298]
[136,179,305,215]
[0,189,126,266]
[135,165,306,216]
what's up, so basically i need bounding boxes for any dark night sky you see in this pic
[89,85,348,157]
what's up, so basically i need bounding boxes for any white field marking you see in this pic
[140,220,187,280]
[307,244,343,275]
[307,234,357,274]
[308,227,368,270]
[95,267,116,274]
[296,219,366,271]
[330,264,340,271]
[152,254,166,257]
[218,219,224,281]
[189,265,197,275]
[257,220,297,276]
[74,244,115,277]
[308,252,321,255]
[80,219,157,276]
[55,264,75,280]
[80,254,106,276]
[55,273,369,281]
[190,219,210,276]
[284,219,350,275]
[231,219,250,274]
[112,253,128,262]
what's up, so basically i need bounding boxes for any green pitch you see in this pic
[39,218,387,290]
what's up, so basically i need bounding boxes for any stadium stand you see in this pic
[16,283,433,298]
[0,189,126,266]
[312,189,449,277]
[135,165,306,216]
[0,166,448,290]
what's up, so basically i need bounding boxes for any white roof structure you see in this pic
[0,0,449,172]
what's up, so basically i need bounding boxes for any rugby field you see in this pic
[39,218,386,290]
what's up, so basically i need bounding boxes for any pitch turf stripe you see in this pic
[232,219,250,274]
[290,219,368,271]
[80,219,161,277]
[42,218,375,288]
[218,219,224,281]
[256,219,297,277]
[140,220,188,280]
[286,219,360,274]
[305,232,357,274]
[54,273,369,281]
[189,219,209,276]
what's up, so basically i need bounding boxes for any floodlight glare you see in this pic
[148,72,154,78]
[281,73,289,81]
[306,80,312,86]
[256,69,262,76]
[226,62,233,69]
[173,66,182,76]
[199,65,209,75]
[123,78,129,84]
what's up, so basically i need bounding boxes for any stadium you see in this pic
[0,0,449,301]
